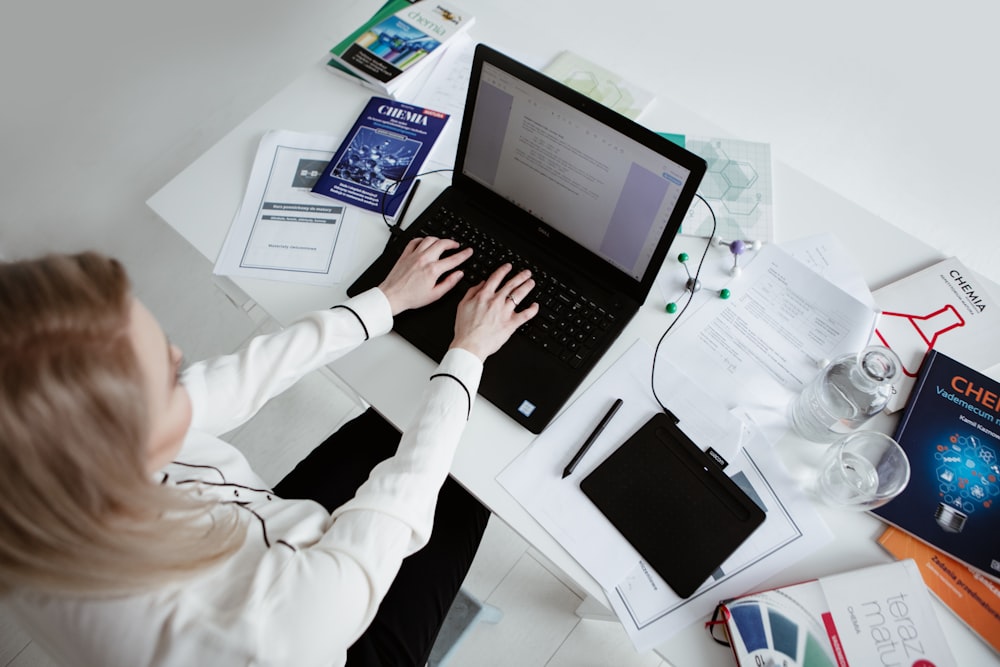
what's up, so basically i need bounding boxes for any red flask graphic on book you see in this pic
[874,304,965,377]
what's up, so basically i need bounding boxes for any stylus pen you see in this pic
[396,178,420,225]
[562,398,623,478]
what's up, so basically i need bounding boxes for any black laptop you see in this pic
[348,45,706,433]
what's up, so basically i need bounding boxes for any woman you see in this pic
[0,237,537,666]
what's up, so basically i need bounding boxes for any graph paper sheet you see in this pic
[662,133,774,242]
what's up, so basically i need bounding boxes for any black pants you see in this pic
[273,408,490,667]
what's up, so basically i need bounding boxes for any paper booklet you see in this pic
[879,525,1000,655]
[872,256,1000,412]
[720,560,957,667]
[214,130,357,286]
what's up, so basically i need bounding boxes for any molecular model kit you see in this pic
[658,235,763,315]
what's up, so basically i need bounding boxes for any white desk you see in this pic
[148,5,998,664]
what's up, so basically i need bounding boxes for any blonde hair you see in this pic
[0,252,245,596]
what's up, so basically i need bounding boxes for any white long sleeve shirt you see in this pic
[7,288,483,667]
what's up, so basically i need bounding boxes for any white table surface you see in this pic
[147,3,998,663]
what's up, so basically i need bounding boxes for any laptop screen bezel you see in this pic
[452,44,707,304]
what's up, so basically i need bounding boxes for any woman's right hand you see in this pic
[450,264,539,361]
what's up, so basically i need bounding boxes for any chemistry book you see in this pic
[311,96,448,219]
[325,0,415,89]
[325,0,474,96]
[878,525,1000,654]
[719,560,956,667]
[872,256,1000,412]
[871,349,1000,583]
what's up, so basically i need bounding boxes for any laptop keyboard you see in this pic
[416,207,617,369]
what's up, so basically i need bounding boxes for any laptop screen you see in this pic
[461,60,695,282]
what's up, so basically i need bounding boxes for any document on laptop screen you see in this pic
[462,62,692,281]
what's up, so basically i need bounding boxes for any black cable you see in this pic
[375,172,717,418]
[650,194,718,414]
[379,168,455,232]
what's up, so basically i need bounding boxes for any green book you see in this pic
[329,0,415,59]
[324,0,473,95]
[326,0,415,81]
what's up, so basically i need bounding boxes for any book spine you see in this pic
[891,348,938,441]
[324,60,384,93]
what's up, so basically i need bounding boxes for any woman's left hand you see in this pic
[379,236,473,316]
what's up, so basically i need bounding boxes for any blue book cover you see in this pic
[873,349,1000,581]
[311,96,448,219]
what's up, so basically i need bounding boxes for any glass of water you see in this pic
[815,431,910,510]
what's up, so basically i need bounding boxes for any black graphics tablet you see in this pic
[580,412,765,598]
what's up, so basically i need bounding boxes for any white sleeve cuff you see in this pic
[438,348,483,396]
[338,288,393,339]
